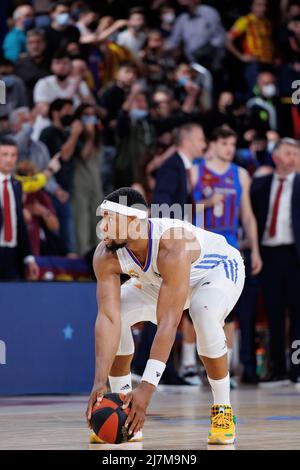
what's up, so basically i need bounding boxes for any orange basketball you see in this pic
[91,393,132,444]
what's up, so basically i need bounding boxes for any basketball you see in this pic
[91,393,132,444]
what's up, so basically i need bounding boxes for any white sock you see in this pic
[208,373,231,405]
[181,342,196,367]
[227,348,233,371]
[108,373,132,394]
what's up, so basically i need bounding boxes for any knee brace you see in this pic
[189,288,229,359]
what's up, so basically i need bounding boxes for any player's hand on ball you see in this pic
[86,384,107,427]
[123,382,155,436]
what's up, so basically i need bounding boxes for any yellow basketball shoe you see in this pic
[89,430,143,444]
[207,404,236,445]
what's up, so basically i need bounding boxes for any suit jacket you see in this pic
[152,153,188,218]
[250,173,300,260]
[0,177,32,270]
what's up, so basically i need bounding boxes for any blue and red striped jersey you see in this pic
[193,161,242,248]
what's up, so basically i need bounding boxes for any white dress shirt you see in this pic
[262,172,295,246]
[178,152,193,222]
[178,151,192,170]
[0,172,17,248]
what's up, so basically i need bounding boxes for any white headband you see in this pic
[100,200,148,219]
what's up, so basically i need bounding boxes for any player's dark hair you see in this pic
[210,127,237,142]
[105,187,148,210]
[0,137,17,148]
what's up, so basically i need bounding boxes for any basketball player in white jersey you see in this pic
[86,187,245,445]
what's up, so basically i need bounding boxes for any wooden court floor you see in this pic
[1,384,300,450]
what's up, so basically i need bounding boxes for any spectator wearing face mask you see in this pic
[42,1,80,58]
[117,7,147,58]
[39,98,84,255]
[235,131,275,177]
[15,29,50,107]
[3,4,35,63]
[33,49,94,115]
[173,63,202,111]
[151,86,199,138]
[9,107,59,198]
[115,86,156,188]
[98,62,137,195]
[159,4,176,38]
[203,91,251,138]
[203,91,236,136]
[140,29,176,90]
[75,7,99,38]
[71,103,103,255]
[0,58,28,117]
[246,71,279,133]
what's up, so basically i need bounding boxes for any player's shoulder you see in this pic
[93,242,121,276]
[159,222,196,254]
[237,165,251,184]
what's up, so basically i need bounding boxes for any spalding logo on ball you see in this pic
[91,393,134,444]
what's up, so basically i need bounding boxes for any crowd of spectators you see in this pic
[1,0,300,385]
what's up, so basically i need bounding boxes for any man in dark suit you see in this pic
[152,123,206,220]
[251,138,300,385]
[0,137,39,280]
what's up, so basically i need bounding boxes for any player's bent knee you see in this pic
[189,303,228,359]
[196,338,228,359]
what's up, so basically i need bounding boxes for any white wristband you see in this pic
[141,359,166,387]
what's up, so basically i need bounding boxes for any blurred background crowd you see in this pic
[1,0,300,386]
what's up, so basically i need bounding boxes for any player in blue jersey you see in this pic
[185,127,262,385]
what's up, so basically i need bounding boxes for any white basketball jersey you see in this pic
[116,218,241,288]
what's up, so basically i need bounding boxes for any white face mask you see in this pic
[56,13,70,27]
[162,12,175,24]
[262,83,276,98]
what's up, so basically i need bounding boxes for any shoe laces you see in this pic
[211,406,232,429]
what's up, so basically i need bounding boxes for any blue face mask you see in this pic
[82,115,98,125]
[56,13,70,27]
[178,76,188,87]
[1,75,16,88]
[23,18,36,31]
[21,122,33,134]
[130,109,148,120]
